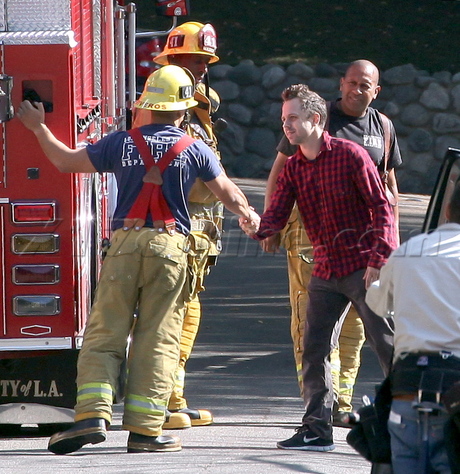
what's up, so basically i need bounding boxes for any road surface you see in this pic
[0,179,430,473]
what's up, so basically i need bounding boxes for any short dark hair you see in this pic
[449,179,460,224]
[281,84,327,128]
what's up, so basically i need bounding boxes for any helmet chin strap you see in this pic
[180,109,191,130]
[203,72,210,101]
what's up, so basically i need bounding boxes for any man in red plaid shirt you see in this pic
[240,84,397,452]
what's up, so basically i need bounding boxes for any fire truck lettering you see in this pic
[47,380,61,397]
[9,380,20,397]
[21,381,32,396]
[34,380,45,397]
[0,380,9,396]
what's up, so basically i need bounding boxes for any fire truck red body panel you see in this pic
[0,0,119,426]
[1,45,77,341]
[0,0,183,429]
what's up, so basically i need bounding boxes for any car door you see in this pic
[423,147,460,232]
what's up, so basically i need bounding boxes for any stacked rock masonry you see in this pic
[211,60,460,195]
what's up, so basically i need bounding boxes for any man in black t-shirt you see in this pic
[263,60,402,431]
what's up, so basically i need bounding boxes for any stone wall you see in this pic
[210,61,460,195]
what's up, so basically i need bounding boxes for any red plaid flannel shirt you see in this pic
[255,132,397,279]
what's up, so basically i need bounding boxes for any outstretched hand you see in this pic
[363,266,380,290]
[16,100,45,133]
[239,208,260,236]
[260,233,281,253]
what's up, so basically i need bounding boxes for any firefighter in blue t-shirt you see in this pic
[16,65,259,455]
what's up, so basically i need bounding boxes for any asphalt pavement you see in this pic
[0,179,430,474]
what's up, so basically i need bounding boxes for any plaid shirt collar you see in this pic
[295,131,333,162]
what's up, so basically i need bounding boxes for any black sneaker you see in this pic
[277,426,335,451]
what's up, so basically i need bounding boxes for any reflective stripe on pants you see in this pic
[75,228,188,436]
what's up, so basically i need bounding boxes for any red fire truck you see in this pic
[0,0,189,432]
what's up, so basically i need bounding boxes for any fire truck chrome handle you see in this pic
[115,6,127,129]
[126,3,137,109]
[0,75,14,123]
[135,16,178,39]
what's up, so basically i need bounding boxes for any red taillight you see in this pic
[13,265,60,285]
[12,202,56,224]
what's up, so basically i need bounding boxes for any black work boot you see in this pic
[127,432,182,453]
[48,418,107,455]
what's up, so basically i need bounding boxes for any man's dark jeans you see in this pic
[301,269,394,439]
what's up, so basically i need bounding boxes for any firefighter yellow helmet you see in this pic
[154,21,219,66]
[134,65,198,111]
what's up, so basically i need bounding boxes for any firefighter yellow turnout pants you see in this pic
[74,228,189,437]
[282,211,366,411]
[330,306,365,412]
[168,230,214,411]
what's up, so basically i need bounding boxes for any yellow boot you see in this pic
[168,297,213,427]
[170,407,213,427]
[162,411,192,430]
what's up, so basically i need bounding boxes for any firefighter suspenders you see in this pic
[125,128,196,235]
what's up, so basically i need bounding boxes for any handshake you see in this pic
[239,208,261,236]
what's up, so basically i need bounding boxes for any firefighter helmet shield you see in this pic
[154,22,219,65]
[134,65,198,111]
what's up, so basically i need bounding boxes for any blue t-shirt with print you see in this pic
[86,124,222,235]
